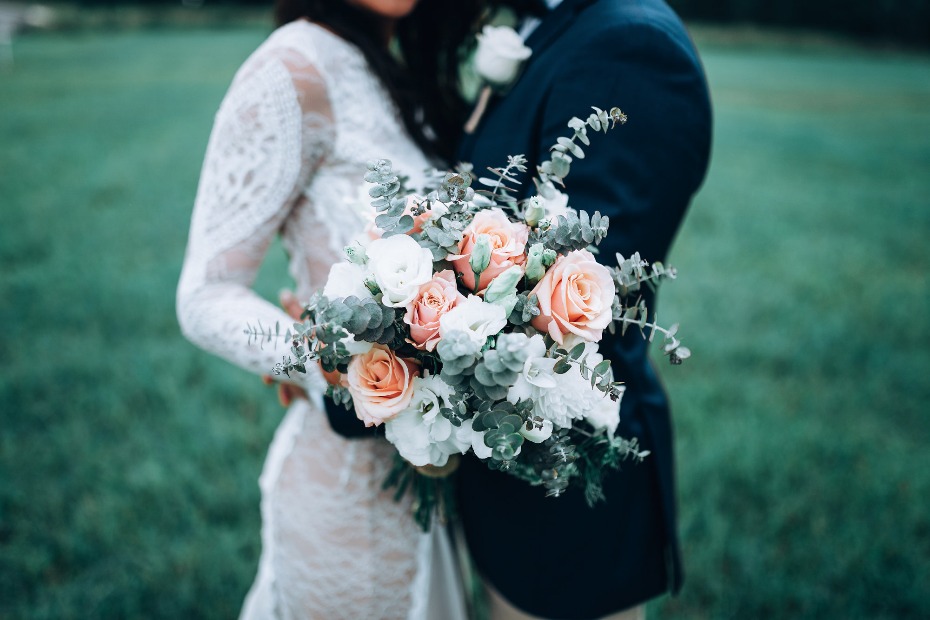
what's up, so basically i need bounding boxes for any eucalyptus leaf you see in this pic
[556,136,585,158]
[568,342,587,360]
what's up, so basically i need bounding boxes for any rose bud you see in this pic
[525,243,546,283]
[469,233,493,290]
[524,196,546,227]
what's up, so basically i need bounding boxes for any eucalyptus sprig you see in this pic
[243,319,284,350]
[508,291,540,325]
[575,430,650,506]
[503,422,649,506]
[416,166,480,260]
[522,107,626,253]
[533,106,627,197]
[244,318,320,377]
[613,298,691,365]
[475,154,528,214]
[418,210,465,261]
[364,159,411,236]
[435,169,476,204]
[547,340,626,401]
[533,208,610,254]
[504,428,578,498]
[613,251,678,297]
[244,291,405,379]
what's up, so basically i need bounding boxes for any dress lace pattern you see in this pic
[177,21,466,620]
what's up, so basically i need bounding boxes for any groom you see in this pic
[456,0,711,617]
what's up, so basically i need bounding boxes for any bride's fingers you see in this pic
[277,384,293,408]
[278,288,340,389]
[319,364,343,386]
[278,288,303,320]
[278,383,307,407]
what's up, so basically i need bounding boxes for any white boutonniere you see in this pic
[474,25,532,88]
[465,25,532,134]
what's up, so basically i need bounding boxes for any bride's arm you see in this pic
[176,44,334,393]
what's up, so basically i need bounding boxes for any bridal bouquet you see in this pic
[248,107,689,529]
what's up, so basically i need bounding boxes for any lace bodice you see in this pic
[177,21,432,392]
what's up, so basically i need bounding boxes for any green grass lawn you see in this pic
[1,25,928,620]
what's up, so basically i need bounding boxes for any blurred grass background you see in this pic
[1,10,929,620]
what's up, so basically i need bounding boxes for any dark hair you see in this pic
[274,0,487,164]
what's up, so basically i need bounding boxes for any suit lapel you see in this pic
[523,0,597,61]
[459,0,599,159]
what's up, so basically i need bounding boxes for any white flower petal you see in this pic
[323,262,373,301]
[520,418,553,443]
[439,295,507,347]
[471,432,493,460]
[366,235,434,308]
[430,416,453,442]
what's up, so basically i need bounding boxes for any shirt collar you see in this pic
[518,0,564,40]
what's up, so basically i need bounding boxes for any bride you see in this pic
[176,1,483,617]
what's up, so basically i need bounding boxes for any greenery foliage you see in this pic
[1,26,929,620]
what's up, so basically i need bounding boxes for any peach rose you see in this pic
[403,270,466,351]
[450,208,529,292]
[346,345,420,427]
[531,249,616,345]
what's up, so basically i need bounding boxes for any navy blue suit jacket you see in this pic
[455,0,711,616]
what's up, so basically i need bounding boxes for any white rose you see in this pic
[322,262,373,301]
[385,375,472,466]
[444,417,492,460]
[366,235,434,308]
[474,25,532,87]
[510,340,607,429]
[507,334,557,403]
[438,295,507,348]
[384,405,432,466]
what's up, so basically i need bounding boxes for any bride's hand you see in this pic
[262,374,308,407]
[280,288,342,384]
[261,289,342,406]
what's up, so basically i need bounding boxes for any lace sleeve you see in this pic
[177,42,333,394]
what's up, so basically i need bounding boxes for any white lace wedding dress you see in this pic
[177,20,467,620]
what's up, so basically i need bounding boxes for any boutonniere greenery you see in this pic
[465,25,532,133]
